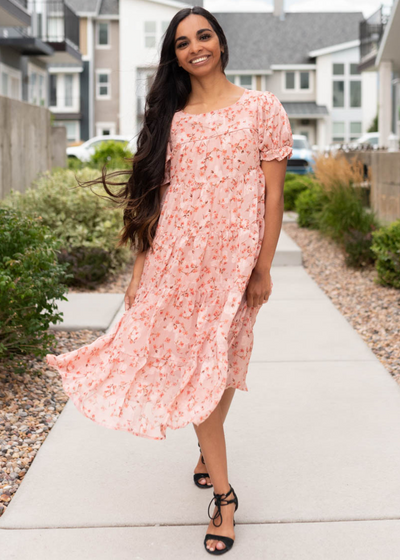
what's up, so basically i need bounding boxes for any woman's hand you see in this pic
[246,267,273,307]
[124,277,141,311]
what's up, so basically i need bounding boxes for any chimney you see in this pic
[273,0,285,20]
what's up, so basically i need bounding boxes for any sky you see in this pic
[203,0,394,19]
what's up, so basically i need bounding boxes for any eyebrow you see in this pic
[175,28,213,44]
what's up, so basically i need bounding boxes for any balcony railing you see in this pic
[14,1,79,50]
[359,6,389,62]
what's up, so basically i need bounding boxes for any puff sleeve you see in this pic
[161,139,172,186]
[258,92,293,162]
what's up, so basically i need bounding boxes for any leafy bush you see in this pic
[57,246,113,288]
[284,172,299,183]
[89,140,133,170]
[1,168,131,287]
[284,175,315,211]
[343,227,378,268]
[317,181,379,245]
[371,220,400,289]
[295,183,327,229]
[0,207,70,361]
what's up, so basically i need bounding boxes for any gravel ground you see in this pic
[0,330,104,517]
[282,221,400,386]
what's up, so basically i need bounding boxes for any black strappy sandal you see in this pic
[204,483,239,555]
[193,442,213,489]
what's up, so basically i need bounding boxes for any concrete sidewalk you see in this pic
[2,231,400,559]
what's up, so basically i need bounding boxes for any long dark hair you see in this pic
[78,6,229,255]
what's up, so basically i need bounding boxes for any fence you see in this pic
[0,95,66,199]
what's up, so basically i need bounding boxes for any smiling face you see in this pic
[174,14,224,75]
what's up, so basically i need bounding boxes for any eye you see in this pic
[177,33,212,49]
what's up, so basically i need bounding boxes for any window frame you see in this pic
[282,70,312,93]
[144,21,157,49]
[96,21,110,49]
[96,69,111,100]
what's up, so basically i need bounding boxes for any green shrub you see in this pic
[371,220,400,289]
[343,227,377,268]
[0,207,70,362]
[57,246,113,288]
[317,182,379,244]
[1,168,131,287]
[295,183,327,229]
[67,156,85,171]
[284,172,298,182]
[284,175,315,211]
[89,140,133,170]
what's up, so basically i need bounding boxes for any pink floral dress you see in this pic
[46,88,293,440]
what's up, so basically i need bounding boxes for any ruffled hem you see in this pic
[45,283,257,440]
[46,347,248,440]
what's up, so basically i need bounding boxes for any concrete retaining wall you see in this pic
[0,95,66,200]
[342,151,400,225]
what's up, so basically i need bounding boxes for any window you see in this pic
[225,75,254,89]
[333,63,344,75]
[350,122,362,140]
[53,121,79,143]
[1,64,22,100]
[350,63,360,75]
[30,72,37,104]
[38,74,45,106]
[332,122,345,141]
[1,72,8,96]
[95,122,116,136]
[285,71,295,89]
[300,72,309,89]
[144,21,156,48]
[97,22,110,46]
[239,75,252,87]
[350,81,361,107]
[50,74,57,106]
[64,74,73,107]
[96,71,111,98]
[333,81,344,107]
[161,21,170,35]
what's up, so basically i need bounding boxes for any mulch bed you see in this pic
[282,222,400,386]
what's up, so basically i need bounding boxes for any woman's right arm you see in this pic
[124,249,148,310]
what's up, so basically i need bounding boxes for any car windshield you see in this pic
[293,138,310,150]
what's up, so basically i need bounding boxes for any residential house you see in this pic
[0,0,82,118]
[118,0,377,152]
[359,0,400,147]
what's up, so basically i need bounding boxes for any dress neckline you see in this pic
[176,88,248,117]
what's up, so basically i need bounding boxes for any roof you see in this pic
[281,101,329,118]
[213,12,364,69]
[99,0,118,15]
[67,0,202,16]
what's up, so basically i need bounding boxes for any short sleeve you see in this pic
[258,92,293,162]
[161,140,172,186]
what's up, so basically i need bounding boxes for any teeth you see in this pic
[191,56,209,64]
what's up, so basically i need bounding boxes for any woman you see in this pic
[46,6,292,555]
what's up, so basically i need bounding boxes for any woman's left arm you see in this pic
[245,158,288,307]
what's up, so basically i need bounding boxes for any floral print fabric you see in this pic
[46,89,293,440]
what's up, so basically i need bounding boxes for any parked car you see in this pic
[353,132,379,148]
[286,134,315,175]
[67,135,136,162]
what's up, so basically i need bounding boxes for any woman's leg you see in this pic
[194,387,236,485]
[193,401,236,552]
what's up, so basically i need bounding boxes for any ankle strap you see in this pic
[207,485,236,527]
